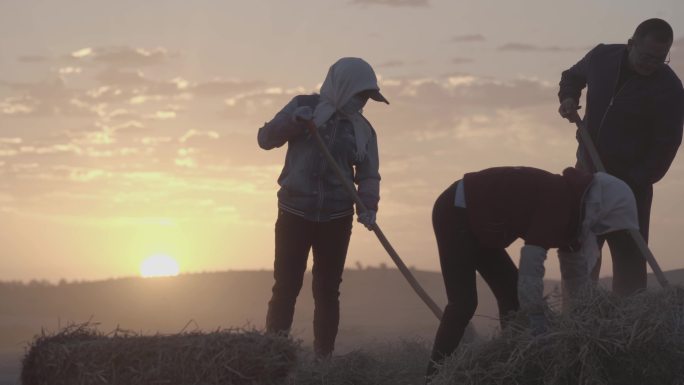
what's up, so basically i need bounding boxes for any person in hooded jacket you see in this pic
[425,166,639,381]
[558,18,684,295]
[257,57,388,358]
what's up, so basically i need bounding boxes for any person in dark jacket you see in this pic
[558,18,684,295]
[257,57,388,358]
[425,166,639,381]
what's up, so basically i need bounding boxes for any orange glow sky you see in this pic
[1,1,683,281]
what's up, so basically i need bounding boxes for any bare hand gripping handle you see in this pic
[305,120,444,319]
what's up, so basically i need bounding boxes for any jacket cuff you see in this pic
[558,92,579,104]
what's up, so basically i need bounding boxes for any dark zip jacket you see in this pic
[559,44,684,186]
[463,167,593,250]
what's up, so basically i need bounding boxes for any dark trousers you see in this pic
[426,182,519,379]
[266,209,353,357]
[591,183,652,296]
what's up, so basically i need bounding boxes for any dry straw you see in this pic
[20,287,684,385]
[289,339,431,385]
[430,285,684,385]
[21,324,298,385]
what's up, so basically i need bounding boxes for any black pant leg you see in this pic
[476,248,519,329]
[311,214,353,357]
[266,210,313,334]
[427,183,479,379]
[607,184,652,295]
[633,184,653,242]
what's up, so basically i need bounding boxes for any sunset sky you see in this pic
[1,0,683,281]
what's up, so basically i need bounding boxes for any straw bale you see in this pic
[21,324,298,385]
[288,338,431,385]
[430,286,684,385]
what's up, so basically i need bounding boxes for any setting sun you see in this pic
[140,254,180,278]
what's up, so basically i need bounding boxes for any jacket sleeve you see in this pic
[627,85,684,185]
[257,96,308,150]
[354,129,381,212]
[518,244,548,312]
[558,45,600,103]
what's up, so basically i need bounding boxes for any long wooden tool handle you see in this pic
[573,115,669,288]
[306,121,444,319]
[574,118,606,172]
[628,228,670,287]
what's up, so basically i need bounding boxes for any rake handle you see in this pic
[306,120,444,320]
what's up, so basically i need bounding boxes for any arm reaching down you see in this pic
[354,127,381,214]
[518,244,549,335]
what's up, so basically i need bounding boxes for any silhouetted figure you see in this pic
[558,18,684,294]
[425,166,639,381]
[257,57,388,358]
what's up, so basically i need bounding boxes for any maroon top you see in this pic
[463,166,593,249]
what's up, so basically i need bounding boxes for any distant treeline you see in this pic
[0,268,680,351]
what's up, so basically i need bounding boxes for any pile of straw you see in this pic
[21,324,298,385]
[289,339,431,385]
[430,286,684,385]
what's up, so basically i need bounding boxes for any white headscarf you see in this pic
[313,57,385,161]
[579,172,640,273]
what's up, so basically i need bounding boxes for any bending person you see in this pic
[426,166,638,380]
[257,57,388,358]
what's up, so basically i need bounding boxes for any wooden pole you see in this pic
[306,121,444,319]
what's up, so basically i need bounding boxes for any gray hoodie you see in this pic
[258,58,385,222]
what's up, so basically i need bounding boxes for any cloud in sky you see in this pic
[451,57,474,64]
[1,76,265,125]
[191,79,266,97]
[0,96,35,116]
[498,43,578,52]
[94,70,265,101]
[669,36,684,76]
[449,34,486,43]
[1,78,93,118]
[5,46,267,119]
[222,89,298,123]
[68,46,176,67]
[350,0,429,7]
[95,68,148,87]
[377,60,406,68]
[17,55,48,63]
[378,74,553,112]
